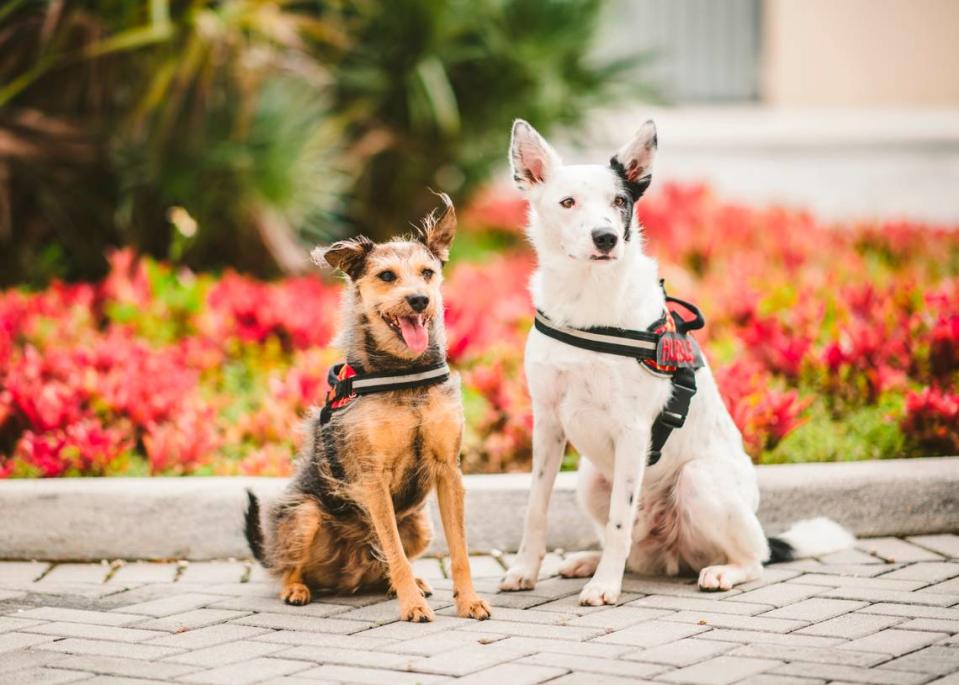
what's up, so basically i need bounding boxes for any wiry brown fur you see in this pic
[248,196,491,622]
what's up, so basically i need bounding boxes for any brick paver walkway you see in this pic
[1,536,958,684]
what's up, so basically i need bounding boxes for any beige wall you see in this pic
[763,0,959,106]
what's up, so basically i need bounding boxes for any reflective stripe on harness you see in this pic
[319,360,451,424]
[533,286,705,466]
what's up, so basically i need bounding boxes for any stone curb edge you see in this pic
[1,457,956,561]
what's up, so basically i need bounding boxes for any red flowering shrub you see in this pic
[1,184,957,477]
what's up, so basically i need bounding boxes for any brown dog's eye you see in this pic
[613,196,628,208]
[559,197,575,209]
[378,270,396,283]
[422,268,434,280]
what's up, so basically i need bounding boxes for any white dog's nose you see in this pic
[591,229,618,253]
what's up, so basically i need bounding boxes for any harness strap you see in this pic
[319,360,450,424]
[533,295,704,467]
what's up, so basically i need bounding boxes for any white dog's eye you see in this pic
[613,195,628,208]
[559,197,575,209]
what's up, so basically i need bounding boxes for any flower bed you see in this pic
[1,184,957,477]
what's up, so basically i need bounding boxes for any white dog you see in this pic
[499,119,854,606]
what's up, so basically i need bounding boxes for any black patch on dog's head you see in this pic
[609,158,651,242]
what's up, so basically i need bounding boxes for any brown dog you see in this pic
[245,196,491,622]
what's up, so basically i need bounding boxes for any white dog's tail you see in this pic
[767,517,856,563]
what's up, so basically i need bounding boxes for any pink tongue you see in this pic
[398,316,429,355]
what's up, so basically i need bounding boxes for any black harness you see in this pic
[533,286,705,466]
[319,360,451,425]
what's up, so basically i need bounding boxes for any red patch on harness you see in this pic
[656,332,696,368]
[326,363,357,409]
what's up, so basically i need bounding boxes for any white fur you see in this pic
[499,119,853,603]
[775,517,857,558]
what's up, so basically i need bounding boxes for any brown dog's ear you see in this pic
[311,236,374,279]
[416,192,456,264]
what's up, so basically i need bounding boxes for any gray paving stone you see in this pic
[451,662,568,685]
[177,657,308,684]
[49,654,198,679]
[592,619,709,647]
[619,577,743,599]
[880,646,959,675]
[0,616,45,632]
[787,574,926,592]
[898,618,959,633]
[732,582,826,607]
[666,610,809,633]
[772,662,931,685]
[630,595,774,615]
[839,628,949,656]
[293,663,448,684]
[928,675,959,685]
[458,618,604,640]
[907,535,959,559]
[231,612,371,634]
[857,604,959,620]
[24,622,167,643]
[490,635,631,658]
[762,598,868,622]
[531,592,643,615]
[658,655,783,685]
[880,563,959,584]
[164,639,285,667]
[411,557,445,581]
[548,673,658,685]
[409,643,530,676]
[624,636,736,667]
[252,629,393,650]
[820,549,887,565]
[175,562,247,585]
[797,612,903,638]
[35,638,182,660]
[334,597,451,624]
[565,606,672,629]
[0,648,68,674]
[206,596,347,617]
[17,608,147,627]
[922,578,959,595]
[133,609,251,632]
[817,586,959,607]
[780,563,908,578]
[0,631,59,653]
[519,651,668,678]
[0,589,27,602]
[278,644,416,670]
[860,539,945,563]
[8,668,93,684]
[729,643,889,667]
[108,563,179,584]
[357,615,469,640]
[40,564,111,584]
[696,630,845,647]
[112,594,223,617]
[146,623,272,649]
[436,605,571,624]
[737,676,827,685]
[379,629,507,656]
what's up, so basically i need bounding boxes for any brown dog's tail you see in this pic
[244,489,269,567]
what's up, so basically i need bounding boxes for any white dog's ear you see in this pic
[510,119,562,190]
[610,120,657,200]
[311,236,374,280]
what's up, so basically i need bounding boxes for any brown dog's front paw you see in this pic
[457,595,492,620]
[414,577,434,597]
[400,599,434,623]
[281,582,311,606]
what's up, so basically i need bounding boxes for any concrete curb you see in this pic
[1,458,956,561]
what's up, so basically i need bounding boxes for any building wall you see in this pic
[763,0,959,106]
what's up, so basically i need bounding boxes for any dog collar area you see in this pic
[532,290,706,466]
[319,360,451,424]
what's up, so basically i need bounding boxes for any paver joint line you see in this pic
[0,535,957,684]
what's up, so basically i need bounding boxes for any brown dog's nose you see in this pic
[406,295,429,312]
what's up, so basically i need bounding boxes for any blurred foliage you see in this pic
[0,0,648,286]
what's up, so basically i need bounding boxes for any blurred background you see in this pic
[1,0,957,478]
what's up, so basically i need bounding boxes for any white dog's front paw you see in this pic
[698,565,734,592]
[499,565,538,592]
[578,578,621,606]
